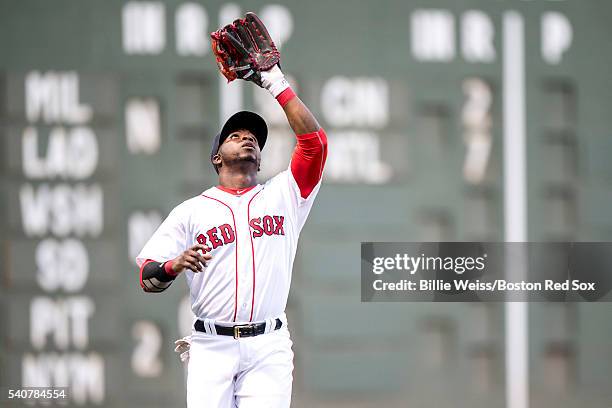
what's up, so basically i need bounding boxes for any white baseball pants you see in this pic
[187,325,293,408]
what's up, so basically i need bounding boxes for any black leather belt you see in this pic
[194,318,282,339]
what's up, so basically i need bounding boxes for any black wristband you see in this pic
[142,261,176,283]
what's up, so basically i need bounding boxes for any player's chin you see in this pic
[238,152,259,163]
[241,146,259,157]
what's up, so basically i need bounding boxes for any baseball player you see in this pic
[136,12,327,408]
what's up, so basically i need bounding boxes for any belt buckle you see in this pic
[233,324,249,339]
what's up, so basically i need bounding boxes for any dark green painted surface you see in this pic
[1,1,612,407]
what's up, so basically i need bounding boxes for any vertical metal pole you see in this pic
[503,11,529,408]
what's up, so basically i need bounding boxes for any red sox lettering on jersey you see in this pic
[196,215,285,251]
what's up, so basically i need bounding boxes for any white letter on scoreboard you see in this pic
[66,297,95,350]
[411,9,455,62]
[176,3,208,56]
[125,98,161,154]
[132,321,163,377]
[462,10,496,63]
[122,1,166,55]
[26,72,60,123]
[30,297,69,350]
[542,12,573,65]
[259,5,293,50]
[70,353,105,404]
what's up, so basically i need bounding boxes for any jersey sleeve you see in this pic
[136,204,188,267]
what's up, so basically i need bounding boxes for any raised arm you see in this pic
[211,12,328,197]
[284,93,320,134]
[270,72,320,134]
[270,79,328,198]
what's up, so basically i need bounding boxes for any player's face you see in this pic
[218,129,261,168]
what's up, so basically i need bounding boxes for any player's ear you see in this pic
[212,153,222,166]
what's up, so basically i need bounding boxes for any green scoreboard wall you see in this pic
[1,1,612,407]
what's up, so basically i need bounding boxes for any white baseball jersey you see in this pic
[136,167,321,323]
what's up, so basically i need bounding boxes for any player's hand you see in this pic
[171,244,211,274]
[174,336,192,363]
[210,12,281,87]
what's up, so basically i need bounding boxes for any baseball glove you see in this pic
[210,12,280,87]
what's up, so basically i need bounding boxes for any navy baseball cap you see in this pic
[210,111,268,172]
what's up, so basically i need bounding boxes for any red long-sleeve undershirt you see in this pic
[290,128,328,199]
